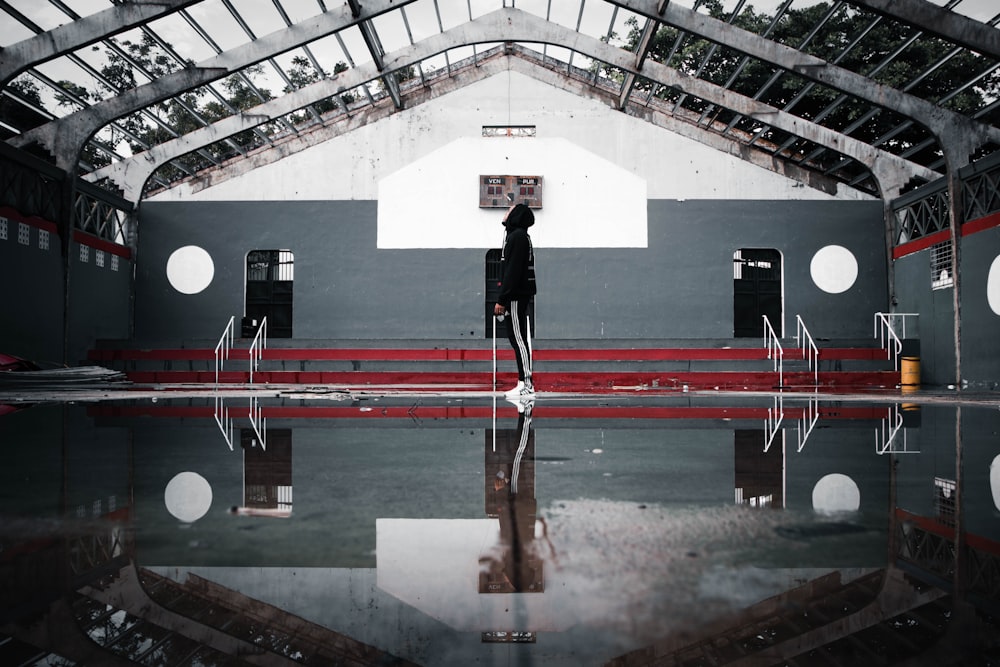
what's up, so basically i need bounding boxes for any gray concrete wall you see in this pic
[893,224,1000,388]
[0,215,131,365]
[0,218,64,363]
[958,224,1000,389]
[136,198,886,343]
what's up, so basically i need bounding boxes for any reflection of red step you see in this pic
[88,345,899,391]
[88,403,889,420]
[114,369,898,391]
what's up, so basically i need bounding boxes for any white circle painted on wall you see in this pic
[810,245,858,294]
[164,471,213,522]
[812,473,860,513]
[166,245,214,294]
[991,455,1000,512]
[987,255,1000,316]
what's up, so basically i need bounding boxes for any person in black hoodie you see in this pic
[493,204,536,398]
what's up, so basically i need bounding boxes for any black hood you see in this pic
[504,203,535,229]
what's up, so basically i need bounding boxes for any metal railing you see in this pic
[875,406,918,455]
[249,316,268,384]
[249,395,266,451]
[796,397,819,452]
[763,315,783,388]
[795,314,819,385]
[214,315,235,386]
[214,395,234,451]
[874,312,919,370]
[764,395,783,453]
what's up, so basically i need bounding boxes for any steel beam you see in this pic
[618,0,670,110]
[86,9,937,201]
[848,0,1000,59]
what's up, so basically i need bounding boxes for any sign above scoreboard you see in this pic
[479,175,543,209]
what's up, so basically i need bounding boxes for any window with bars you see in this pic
[934,477,956,526]
[930,241,953,290]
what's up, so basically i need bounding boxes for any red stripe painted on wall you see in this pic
[962,210,1000,237]
[893,228,950,259]
[73,229,132,258]
[892,210,1000,260]
[0,206,58,234]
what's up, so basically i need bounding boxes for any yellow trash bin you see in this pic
[900,356,920,387]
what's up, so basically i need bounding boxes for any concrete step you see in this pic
[119,368,901,392]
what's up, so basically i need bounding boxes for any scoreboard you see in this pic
[479,175,543,209]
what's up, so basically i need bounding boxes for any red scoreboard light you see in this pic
[479,175,543,209]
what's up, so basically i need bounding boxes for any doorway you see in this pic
[245,249,293,338]
[733,248,782,338]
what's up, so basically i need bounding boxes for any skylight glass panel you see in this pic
[468,0,497,22]
[273,0,323,25]
[0,18,37,47]
[185,0,252,51]
[368,8,411,53]
[336,24,376,68]
[399,0,443,44]
[5,0,71,31]
[58,0,113,20]
[304,34,352,74]
[437,0,472,31]
[928,0,997,23]
[229,0,285,38]
[147,14,221,63]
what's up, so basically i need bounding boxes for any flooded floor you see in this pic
[1,387,999,665]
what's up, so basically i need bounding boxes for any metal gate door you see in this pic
[245,249,293,338]
[733,248,782,338]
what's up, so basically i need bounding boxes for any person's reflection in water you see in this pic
[481,399,546,593]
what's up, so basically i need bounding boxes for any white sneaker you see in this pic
[506,396,535,413]
[503,381,525,398]
[503,380,536,398]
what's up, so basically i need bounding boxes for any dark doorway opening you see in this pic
[245,250,293,338]
[734,429,784,509]
[733,248,782,338]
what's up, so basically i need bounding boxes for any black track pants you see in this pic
[505,299,533,383]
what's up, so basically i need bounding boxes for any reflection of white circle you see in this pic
[167,246,214,294]
[987,256,1000,316]
[812,473,860,513]
[990,455,1000,512]
[810,245,858,294]
[165,472,213,522]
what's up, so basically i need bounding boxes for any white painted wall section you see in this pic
[377,137,647,249]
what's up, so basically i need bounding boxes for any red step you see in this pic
[120,369,899,391]
[89,346,888,363]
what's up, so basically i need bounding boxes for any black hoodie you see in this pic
[497,204,537,308]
